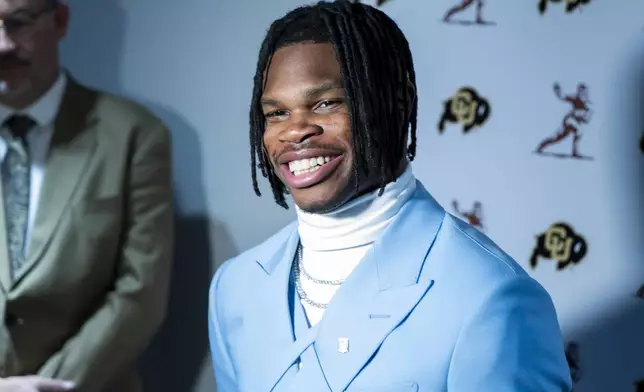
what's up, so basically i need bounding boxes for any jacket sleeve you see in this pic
[208,260,239,391]
[447,276,573,392]
[37,120,174,391]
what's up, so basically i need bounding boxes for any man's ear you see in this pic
[54,2,70,40]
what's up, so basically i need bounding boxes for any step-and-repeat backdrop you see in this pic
[355,0,644,391]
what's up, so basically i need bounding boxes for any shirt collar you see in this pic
[0,71,68,129]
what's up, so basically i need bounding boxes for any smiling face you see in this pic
[253,3,419,212]
[262,42,371,213]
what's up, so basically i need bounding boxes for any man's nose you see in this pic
[0,28,17,53]
[279,113,323,144]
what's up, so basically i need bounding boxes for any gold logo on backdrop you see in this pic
[545,225,574,261]
[539,0,591,14]
[438,87,490,134]
[530,222,587,270]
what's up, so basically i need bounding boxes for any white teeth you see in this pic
[293,166,321,176]
[289,156,333,175]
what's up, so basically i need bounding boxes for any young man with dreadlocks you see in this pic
[208,1,571,391]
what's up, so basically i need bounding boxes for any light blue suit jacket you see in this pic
[209,182,572,392]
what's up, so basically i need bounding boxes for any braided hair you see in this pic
[250,0,418,209]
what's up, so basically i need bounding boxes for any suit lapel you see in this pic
[287,302,331,392]
[13,77,99,286]
[252,225,312,392]
[313,183,445,391]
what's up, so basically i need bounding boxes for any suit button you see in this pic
[5,312,24,327]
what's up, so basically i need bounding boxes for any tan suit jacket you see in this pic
[0,76,174,392]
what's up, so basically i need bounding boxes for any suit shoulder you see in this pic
[84,87,168,139]
[426,214,555,319]
[95,91,157,122]
[431,213,531,283]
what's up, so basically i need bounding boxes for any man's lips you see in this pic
[276,149,345,189]
[0,59,30,70]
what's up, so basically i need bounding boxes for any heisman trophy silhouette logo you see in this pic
[535,83,593,160]
[452,200,484,231]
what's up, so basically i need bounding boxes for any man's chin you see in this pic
[0,78,31,97]
[288,175,355,214]
[296,202,339,215]
[292,192,349,215]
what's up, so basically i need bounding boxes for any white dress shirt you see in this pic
[0,72,67,251]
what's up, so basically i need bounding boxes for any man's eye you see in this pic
[320,101,340,107]
[265,110,287,118]
[318,100,341,109]
[4,19,30,32]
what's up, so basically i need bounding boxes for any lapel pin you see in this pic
[337,337,350,354]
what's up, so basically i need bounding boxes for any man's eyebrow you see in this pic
[3,8,30,17]
[9,4,44,15]
[303,82,344,99]
[260,97,281,107]
[260,82,345,107]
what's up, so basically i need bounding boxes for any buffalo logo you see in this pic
[565,342,583,384]
[438,87,490,134]
[452,200,484,231]
[535,83,593,160]
[530,222,587,270]
[636,284,644,300]
[443,0,494,26]
[636,380,644,392]
[539,0,591,14]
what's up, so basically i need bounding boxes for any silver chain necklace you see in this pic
[298,244,345,286]
[293,243,345,309]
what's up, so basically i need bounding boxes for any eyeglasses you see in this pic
[0,3,57,38]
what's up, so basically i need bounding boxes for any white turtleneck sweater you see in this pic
[295,164,417,326]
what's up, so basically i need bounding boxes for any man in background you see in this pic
[0,0,174,391]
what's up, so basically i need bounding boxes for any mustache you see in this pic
[0,55,30,68]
